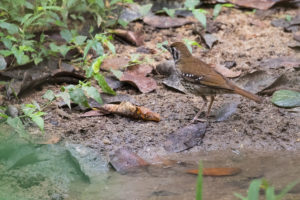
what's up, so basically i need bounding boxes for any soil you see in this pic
[15,7,300,159]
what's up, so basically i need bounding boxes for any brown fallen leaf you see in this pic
[187,167,241,176]
[101,56,130,71]
[260,57,300,69]
[110,148,149,172]
[120,65,157,93]
[143,15,195,29]
[111,29,144,46]
[101,101,160,122]
[213,64,241,78]
[229,0,288,10]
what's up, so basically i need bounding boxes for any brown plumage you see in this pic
[163,42,262,121]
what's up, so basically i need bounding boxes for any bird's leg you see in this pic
[191,95,207,123]
[205,95,215,118]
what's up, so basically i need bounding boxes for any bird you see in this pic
[163,42,262,122]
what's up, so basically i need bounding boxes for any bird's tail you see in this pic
[233,86,262,103]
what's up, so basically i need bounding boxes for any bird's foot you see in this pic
[190,116,207,124]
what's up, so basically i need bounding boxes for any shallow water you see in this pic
[68,150,300,200]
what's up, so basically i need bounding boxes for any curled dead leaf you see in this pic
[187,167,241,176]
[101,101,160,122]
[112,29,144,46]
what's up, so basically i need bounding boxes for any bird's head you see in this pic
[163,42,192,63]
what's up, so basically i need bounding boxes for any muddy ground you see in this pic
[19,7,300,159]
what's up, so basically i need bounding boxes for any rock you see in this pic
[65,143,108,182]
[6,105,18,118]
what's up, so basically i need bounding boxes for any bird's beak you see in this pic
[162,44,171,53]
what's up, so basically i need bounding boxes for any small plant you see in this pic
[0,101,46,134]
[184,0,207,28]
[213,3,234,19]
[195,162,203,200]
[235,179,299,200]
[183,38,201,53]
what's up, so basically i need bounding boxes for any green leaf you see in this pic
[223,3,235,7]
[1,37,13,49]
[95,0,104,8]
[83,40,94,60]
[193,9,206,28]
[213,4,222,18]
[60,29,72,43]
[271,90,300,108]
[7,117,27,135]
[247,179,262,200]
[275,181,299,200]
[57,92,71,109]
[0,21,19,34]
[50,43,70,57]
[82,86,103,105]
[266,186,275,200]
[110,69,123,79]
[93,73,116,95]
[0,56,7,70]
[73,35,87,46]
[106,40,115,54]
[11,46,30,65]
[195,162,203,200]
[43,90,56,101]
[183,38,201,54]
[31,115,44,131]
[234,193,247,200]
[157,41,168,52]
[91,55,106,73]
[85,65,94,78]
[0,50,13,57]
[59,44,71,57]
[184,0,200,10]
[69,88,89,108]
[92,41,104,56]
[139,4,152,16]
[163,8,175,18]
[285,15,292,22]
[118,19,129,28]
[110,0,121,5]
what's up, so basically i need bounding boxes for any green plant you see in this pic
[235,179,299,200]
[195,162,203,200]
[184,0,207,28]
[213,3,234,19]
[0,101,46,134]
[183,38,201,53]
[163,7,176,18]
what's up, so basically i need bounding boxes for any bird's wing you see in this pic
[181,57,234,91]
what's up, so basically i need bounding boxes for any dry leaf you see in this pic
[110,148,149,172]
[101,101,160,122]
[120,65,157,93]
[229,0,287,10]
[187,167,241,176]
[101,56,130,71]
[112,29,144,46]
[213,64,241,78]
[144,15,195,29]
